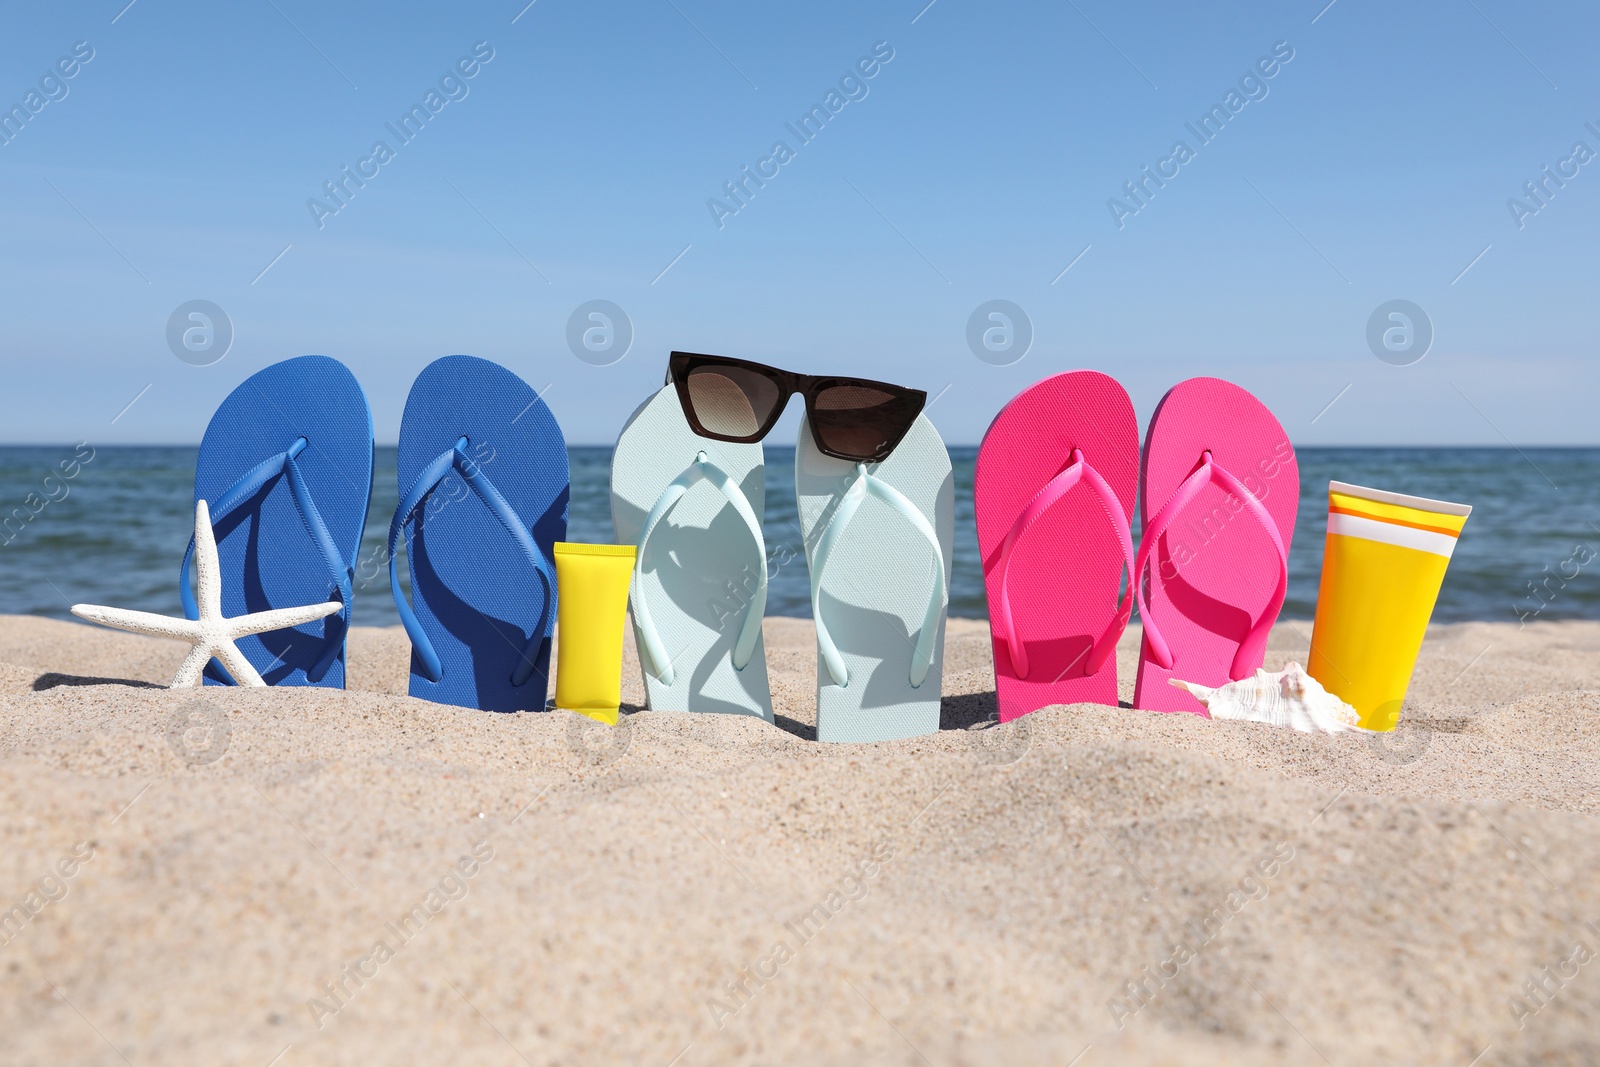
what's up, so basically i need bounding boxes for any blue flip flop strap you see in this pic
[811,463,948,690]
[389,438,556,686]
[179,437,350,682]
[630,452,767,686]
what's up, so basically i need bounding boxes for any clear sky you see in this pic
[1,0,1596,446]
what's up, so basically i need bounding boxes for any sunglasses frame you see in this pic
[668,351,928,464]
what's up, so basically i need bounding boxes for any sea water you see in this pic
[0,445,1595,629]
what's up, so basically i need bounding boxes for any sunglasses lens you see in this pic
[810,384,913,460]
[684,365,783,439]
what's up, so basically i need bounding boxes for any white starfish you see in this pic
[72,499,342,687]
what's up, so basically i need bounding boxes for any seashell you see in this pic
[1170,662,1370,734]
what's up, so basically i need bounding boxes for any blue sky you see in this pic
[1,0,1596,445]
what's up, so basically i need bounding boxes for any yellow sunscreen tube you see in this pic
[552,542,636,725]
[1307,481,1471,731]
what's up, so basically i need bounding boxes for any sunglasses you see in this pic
[668,352,927,464]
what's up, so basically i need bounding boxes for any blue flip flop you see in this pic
[186,355,374,687]
[389,355,569,712]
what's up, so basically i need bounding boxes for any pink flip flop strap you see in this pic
[992,448,1134,680]
[1134,450,1288,679]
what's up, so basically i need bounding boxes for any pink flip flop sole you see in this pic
[1132,377,1298,715]
[975,371,1139,721]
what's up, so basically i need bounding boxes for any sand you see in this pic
[0,614,1596,1066]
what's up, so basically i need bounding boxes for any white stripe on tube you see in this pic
[1328,512,1458,558]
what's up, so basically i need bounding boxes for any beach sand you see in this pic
[0,614,1596,1065]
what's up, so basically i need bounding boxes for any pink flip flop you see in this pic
[1132,377,1298,714]
[975,371,1139,721]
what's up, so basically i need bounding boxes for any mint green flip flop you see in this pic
[611,385,774,720]
[796,413,953,742]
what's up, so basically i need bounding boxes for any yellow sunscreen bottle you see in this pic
[1307,481,1470,731]
[552,542,636,725]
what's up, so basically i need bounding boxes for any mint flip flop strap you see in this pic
[389,437,556,687]
[992,448,1134,680]
[180,436,351,682]
[1133,450,1288,678]
[811,464,948,690]
[631,452,767,686]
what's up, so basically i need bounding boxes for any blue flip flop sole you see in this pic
[395,355,569,712]
[192,355,374,687]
